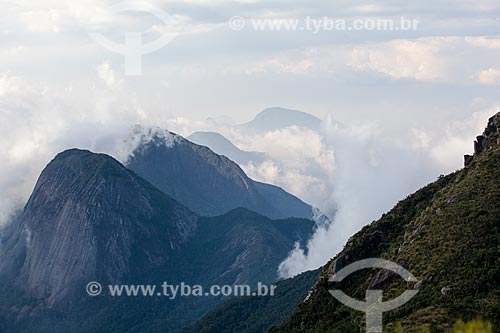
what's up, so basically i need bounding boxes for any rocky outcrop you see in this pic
[464,154,474,167]
[368,259,407,290]
[327,255,349,279]
[0,149,198,307]
[464,112,500,167]
[441,286,452,297]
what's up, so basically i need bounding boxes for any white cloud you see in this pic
[346,36,500,82]
[243,160,280,184]
[278,105,499,277]
[464,36,500,49]
[150,14,222,35]
[97,62,121,88]
[0,73,171,226]
[19,9,61,33]
[247,126,333,169]
[0,74,21,96]
[477,68,500,85]
[348,38,446,81]
[429,107,498,170]
[411,128,431,149]
[222,126,336,214]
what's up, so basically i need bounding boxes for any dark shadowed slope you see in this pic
[184,269,320,333]
[176,208,315,287]
[161,208,316,330]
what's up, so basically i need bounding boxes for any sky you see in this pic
[1,0,500,275]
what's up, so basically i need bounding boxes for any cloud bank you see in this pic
[278,108,497,277]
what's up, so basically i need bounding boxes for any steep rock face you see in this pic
[464,112,500,166]
[0,149,197,307]
[126,126,313,219]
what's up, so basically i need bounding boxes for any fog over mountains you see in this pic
[0,106,496,278]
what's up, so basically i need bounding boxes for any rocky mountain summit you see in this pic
[0,149,198,308]
[464,112,500,166]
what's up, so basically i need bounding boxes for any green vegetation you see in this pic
[452,320,493,333]
[392,320,493,333]
[272,115,500,333]
[184,269,319,333]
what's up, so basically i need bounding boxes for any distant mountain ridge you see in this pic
[187,131,267,165]
[126,126,314,220]
[239,107,322,133]
[189,108,337,222]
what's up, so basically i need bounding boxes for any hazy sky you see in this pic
[1,0,500,274]
[1,0,499,123]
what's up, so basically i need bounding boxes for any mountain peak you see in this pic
[240,107,322,133]
[484,111,500,139]
[126,127,313,219]
[53,148,94,159]
[464,111,500,166]
[0,149,197,308]
[48,148,124,174]
[25,148,145,215]
[258,107,321,120]
[122,125,183,160]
